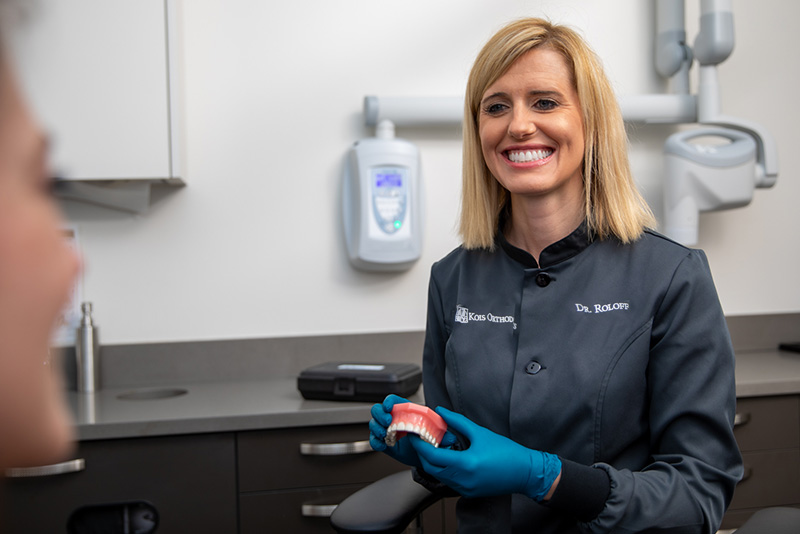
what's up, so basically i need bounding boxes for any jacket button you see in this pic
[526,361,543,375]
[535,273,551,287]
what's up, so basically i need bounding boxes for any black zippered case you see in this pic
[297,362,422,402]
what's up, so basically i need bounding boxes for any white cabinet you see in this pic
[6,0,183,212]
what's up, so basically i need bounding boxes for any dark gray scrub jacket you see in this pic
[421,223,743,533]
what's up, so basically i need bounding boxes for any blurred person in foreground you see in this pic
[0,33,80,471]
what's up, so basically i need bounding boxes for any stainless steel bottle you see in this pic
[75,302,100,393]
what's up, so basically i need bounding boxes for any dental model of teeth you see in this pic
[385,402,448,448]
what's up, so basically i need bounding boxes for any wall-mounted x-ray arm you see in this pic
[363,94,702,127]
[689,0,778,187]
[655,0,693,92]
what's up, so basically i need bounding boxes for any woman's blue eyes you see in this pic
[535,99,558,111]
[485,103,507,114]
[483,99,558,115]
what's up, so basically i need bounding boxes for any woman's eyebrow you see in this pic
[481,91,508,105]
[481,89,564,105]
[528,90,563,99]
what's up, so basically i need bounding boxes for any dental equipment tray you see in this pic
[297,362,422,402]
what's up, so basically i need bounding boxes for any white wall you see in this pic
[60,0,800,345]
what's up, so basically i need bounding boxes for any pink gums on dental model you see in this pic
[385,403,447,448]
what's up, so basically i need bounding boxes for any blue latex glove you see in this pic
[409,407,561,501]
[369,395,457,468]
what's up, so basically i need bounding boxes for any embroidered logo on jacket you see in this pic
[574,302,630,314]
[455,305,516,328]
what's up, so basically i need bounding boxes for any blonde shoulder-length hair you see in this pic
[460,17,656,250]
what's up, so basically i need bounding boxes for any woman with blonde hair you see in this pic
[371,17,741,533]
[460,17,655,250]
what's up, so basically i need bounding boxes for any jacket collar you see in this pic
[497,219,592,269]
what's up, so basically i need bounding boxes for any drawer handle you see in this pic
[300,440,373,456]
[4,458,85,478]
[301,503,338,518]
[734,412,751,427]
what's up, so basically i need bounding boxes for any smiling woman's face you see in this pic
[478,46,585,206]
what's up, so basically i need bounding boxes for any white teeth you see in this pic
[508,149,553,163]
[383,420,440,447]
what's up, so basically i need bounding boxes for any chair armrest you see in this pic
[330,470,444,534]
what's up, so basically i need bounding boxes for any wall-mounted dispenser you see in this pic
[342,120,423,272]
[663,128,756,245]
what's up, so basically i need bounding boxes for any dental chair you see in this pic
[330,469,451,534]
[331,472,800,534]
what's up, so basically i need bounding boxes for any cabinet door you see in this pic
[0,433,237,533]
[731,450,800,510]
[734,396,800,452]
[722,395,800,529]
[6,0,175,181]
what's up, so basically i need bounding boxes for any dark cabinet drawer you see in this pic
[238,424,404,492]
[729,449,800,510]
[1,433,237,533]
[734,396,800,452]
[240,485,445,534]
[240,485,363,534]
[723,394,800,528]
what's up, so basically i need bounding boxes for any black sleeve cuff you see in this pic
[543,458,610,522]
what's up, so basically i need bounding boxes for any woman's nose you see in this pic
[508,108,537,139]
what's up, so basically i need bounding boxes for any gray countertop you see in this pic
[734,349,800,397]
[68,378,425,441]
[67,349,800,442]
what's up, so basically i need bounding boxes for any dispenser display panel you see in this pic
[370,166,408,236]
